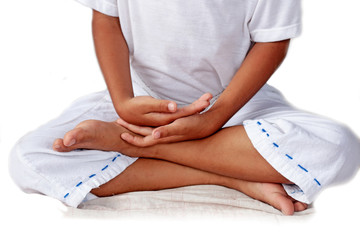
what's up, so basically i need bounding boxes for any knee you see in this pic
[332,123,360,153]
[329,123,360,182]
[9,133,44,194]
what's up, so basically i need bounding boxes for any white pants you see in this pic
[9,84,360,207]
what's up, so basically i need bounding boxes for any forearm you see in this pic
[92,10,133,113]
[205,40,290,127]
[117,41,290,146]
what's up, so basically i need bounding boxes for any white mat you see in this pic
[65,185,314,220]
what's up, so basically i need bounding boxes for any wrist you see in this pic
[201,109,227,131]
[203,99,238,129]
[113,95,133,117]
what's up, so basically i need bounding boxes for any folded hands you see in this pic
[117,93,220,147]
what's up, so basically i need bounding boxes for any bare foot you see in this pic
[53,120,307,215]
[52,120,139,155]
[231,180,308,215]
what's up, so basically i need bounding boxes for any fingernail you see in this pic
[66,139,76,147]
[53,144,60,149]
[168,103,176,112]
[153,131,161,139]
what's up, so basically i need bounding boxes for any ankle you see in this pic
[204,175,237,190]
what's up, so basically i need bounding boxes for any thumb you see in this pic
[152,123,181,139]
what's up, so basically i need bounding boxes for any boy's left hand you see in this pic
[117,112,220,147]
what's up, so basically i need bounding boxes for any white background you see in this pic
[0,0,359,239]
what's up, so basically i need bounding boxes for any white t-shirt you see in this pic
[76,0,301,106]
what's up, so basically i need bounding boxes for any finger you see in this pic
[147,95,210,124]
[152,121,184,139]
[198,92,213,102]
[143,98,177,113]
[175,93,212,117]
[140,93,212,126]
[116,118,153,136]
[121,132,158,147]
[122,131,185,147]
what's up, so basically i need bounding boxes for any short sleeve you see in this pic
[75,0,119,17]
[249,0,302,42]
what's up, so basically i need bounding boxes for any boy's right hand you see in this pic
[117,93,212,127]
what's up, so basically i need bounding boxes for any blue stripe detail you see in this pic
[298,164,308,172]
[314,178,321,186]
[64,154,124,202]
[255,123,322,191]
[112,154,121,162]
[101,165,109,171]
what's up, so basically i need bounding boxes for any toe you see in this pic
[63,128,85,147]
[294,201,308,212]
[52,138,62,151]
[53,138,72,152]
[273,194,295,216]
[265,184,295,216]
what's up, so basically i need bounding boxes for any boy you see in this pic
[9,0,360,215]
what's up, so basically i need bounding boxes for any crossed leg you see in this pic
[53,120,308,215]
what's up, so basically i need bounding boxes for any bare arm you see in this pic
[92,10,133,107]
[119,40,290,146]
[205,40,290,129]
[92,10,211,126]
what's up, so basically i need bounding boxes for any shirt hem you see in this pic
[75,0,119,17]
[251,23,302,42]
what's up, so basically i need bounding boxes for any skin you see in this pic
[52,10,309,215]
[92,10,211,126]
[117,38,291,147]
[53,120,308,215]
